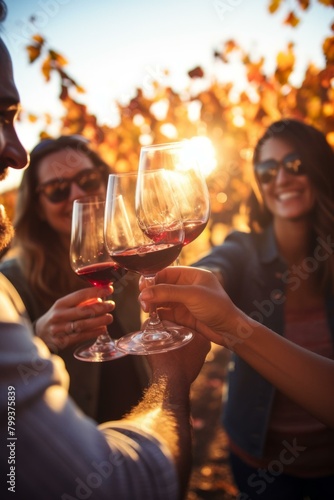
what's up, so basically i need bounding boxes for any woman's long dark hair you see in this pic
[247,118,334,293]
[13,136,112,312]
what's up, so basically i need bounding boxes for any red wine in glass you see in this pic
[143,220,207,247]
[112,242,183,275]
[141,223,184,243]
[182,219,208,246]
[76,262,128,287]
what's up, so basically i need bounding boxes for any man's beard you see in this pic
[0,204,14,254]
[0,167,8,182]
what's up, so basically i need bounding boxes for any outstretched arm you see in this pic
[123,332,210,498]
[139,266,334,429]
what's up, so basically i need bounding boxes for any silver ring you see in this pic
[70,321,76,333]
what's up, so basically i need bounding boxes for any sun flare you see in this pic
[184,136,217,177]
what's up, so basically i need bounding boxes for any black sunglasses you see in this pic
[255,152,306,184]
[36,168,103,203]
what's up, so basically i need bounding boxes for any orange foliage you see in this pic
[16,0,334,262]
[283,11,300,27]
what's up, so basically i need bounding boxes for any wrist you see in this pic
[134,375,190,422]
[218,307,257,351]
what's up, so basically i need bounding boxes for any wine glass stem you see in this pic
[90,295,116,350]
[95,331,113,345]
[143,275,165,331]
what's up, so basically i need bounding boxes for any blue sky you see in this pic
[1,0,333,191]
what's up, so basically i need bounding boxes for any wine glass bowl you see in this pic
[104,172,193,354]
[170,168,210,246]
[70,196,126,362]
[139,141,210,248]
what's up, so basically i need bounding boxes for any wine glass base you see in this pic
[116,326,193,355]
[74,341,126,362]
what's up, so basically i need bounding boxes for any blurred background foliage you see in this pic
[3,0,334,264]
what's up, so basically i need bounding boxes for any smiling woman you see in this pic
[193,118,334,499]
[255,135,316,223]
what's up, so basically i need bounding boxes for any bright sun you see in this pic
[185,136,217,177]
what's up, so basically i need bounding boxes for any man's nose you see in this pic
[1,127,29,170]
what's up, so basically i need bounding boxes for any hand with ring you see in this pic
[33,286,115,352]
[70,321,76,334]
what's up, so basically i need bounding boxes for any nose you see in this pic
[68,181,89,202]
[1,127,29,170]
[275,164,290,184]
[68,180,103,203]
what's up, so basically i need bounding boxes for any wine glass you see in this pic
[70,196,127,362]
[138,141,210,261]
[104,172,193,354]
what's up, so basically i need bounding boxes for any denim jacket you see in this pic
[195,225,334,458]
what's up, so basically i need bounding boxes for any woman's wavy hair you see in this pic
[247,118,334,293]
[13,136,112,311]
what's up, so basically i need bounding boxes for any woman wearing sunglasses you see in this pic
[194,119,334,499]
[0,135,148,422]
